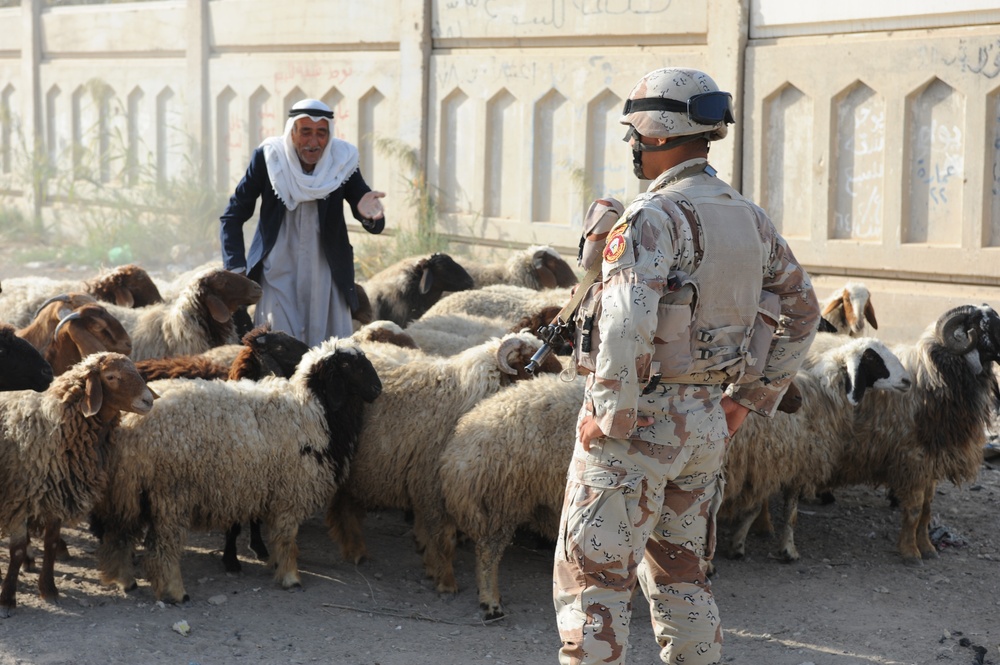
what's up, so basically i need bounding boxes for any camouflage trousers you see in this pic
[553,431,726,665]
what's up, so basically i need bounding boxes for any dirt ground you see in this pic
[1,256,999,665]
[0,467,997,665]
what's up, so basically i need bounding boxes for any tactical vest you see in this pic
[655,170,774,384]
[573,165,780,386]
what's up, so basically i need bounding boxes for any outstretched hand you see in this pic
[358,190,386,220]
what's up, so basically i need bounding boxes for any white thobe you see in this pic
[254,201,354,347]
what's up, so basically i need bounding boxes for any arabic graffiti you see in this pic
[833,85,884,241]
[433,0,674,38]
[943,38,1000,79]
[907,80,964,244]
[991,109,1000,245]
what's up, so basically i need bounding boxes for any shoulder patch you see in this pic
[603,224,629,263]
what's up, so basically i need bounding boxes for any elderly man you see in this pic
[553,67,819,665]
[220,98,385,346]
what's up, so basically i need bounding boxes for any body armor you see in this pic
[574,167,779,386]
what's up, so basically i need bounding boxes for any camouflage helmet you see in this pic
[619,67,734,141]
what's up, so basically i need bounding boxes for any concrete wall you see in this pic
[744,0,1000,342]
[1,0,999,344]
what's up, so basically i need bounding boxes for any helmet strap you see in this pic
[630,132,710,179]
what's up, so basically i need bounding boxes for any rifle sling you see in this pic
[554,260,604,324]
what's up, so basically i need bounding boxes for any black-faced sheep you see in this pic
[324,331,563,594]
[461,245,578,290]
[720,337,912,563]
[102,267,262,361]
[98,326,309,573]
[361,252,475,327]
[820,304,1000,564]
[94,339,382,603]
[0,324,54,393]
[0,264,163,328]
[0,353,155,617]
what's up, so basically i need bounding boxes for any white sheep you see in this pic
[0,353,155,617]
[439,372,582,619]
[433,339,896,620]
[101,267,262,361]
[819,281,877,337]
[0,264,163,328]
[93,339,382,604]
[461,245,579,290]
[403,313,509,356]
[420,284,572,323]
[324,330,564,594]
[720,337,912,563]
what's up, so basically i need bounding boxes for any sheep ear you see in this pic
[821,294,843,318]
[864,299,878,330]
[82,370,104,417]
[206,294,232,323]
[532,254,558,289]
[418,268,434,295]
[112,286,134,308]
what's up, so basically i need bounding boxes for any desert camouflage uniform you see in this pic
[553,158,819,665]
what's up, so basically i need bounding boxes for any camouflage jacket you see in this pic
[586,158,820,446]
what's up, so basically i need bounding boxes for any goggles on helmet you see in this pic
[621,91,735,126]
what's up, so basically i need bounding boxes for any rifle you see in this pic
[525,260,603,374]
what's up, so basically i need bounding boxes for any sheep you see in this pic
[0,264,163,328]
[815,304,1000,564]
[461,245,579,290]
[400,304,573,358]
[440,372,582,619]
[436,370,829,620]
[133,325,308,384]
[324,330,563,594]
[819,281,877,337]
[352,282,374,328]
[420,283,572,323]
[94,339,382,603]
[361,252,475,326]
[0,324,54,393]
[719,337,912,563]
[41,304,134,376]
[14,293,99,353]
[100,267,262,361]
[0,352,155,617]
[351,320,421,351]
[403,313,509,357]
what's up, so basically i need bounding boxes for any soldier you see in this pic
[553,67,820,665]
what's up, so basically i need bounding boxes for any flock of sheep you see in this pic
[0,245,998,623]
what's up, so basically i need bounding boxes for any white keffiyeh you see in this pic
[260,102,359,211]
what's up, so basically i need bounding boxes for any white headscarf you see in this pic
[260,99,360,211]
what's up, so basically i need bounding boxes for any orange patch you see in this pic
[604,227,628,263]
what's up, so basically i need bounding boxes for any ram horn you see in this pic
[937,305,980,354]
[53,310,83,341]
[496,337,523,375]
[32,294,74,321]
